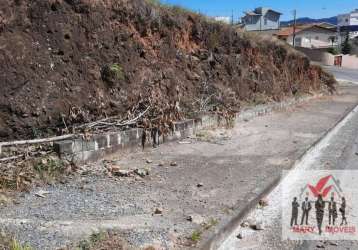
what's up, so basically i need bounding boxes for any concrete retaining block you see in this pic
[54,94,320,164]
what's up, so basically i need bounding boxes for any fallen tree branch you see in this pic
[0,134,78,155]
[0,155,24,162]
[0,107,151,155]
[75,115,122,129]
[116,106,151,126]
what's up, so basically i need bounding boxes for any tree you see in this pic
[341,31,351,55]
[328,36,336,47]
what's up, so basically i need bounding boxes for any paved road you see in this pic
[219,88,358,249]
[219,94,358,250]
[322,65,358,83]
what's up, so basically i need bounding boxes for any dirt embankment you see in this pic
[0,0,336,140]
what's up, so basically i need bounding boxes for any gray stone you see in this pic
[134,168,149,177]
[154,208,163,215]
[113,169,132,177]
[240,221,250,228]
[253,222,264,230]
[186,214,205,225]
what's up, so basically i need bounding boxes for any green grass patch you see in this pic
[0,234,33,250]
[190,230,202,242]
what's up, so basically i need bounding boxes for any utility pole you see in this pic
[292,9,297,47]
[231,9,234,26]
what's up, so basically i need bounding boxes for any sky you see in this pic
[161,0,357,21]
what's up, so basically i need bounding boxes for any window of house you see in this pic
[264,17,268,25]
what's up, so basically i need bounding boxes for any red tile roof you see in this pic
[276,27,302,37]
[276,24,336,37]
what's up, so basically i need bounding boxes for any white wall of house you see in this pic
[242,8,281,31]
[338,10,358,39]
[338,10,358,26]
[286,28,336,48]
[214,16,231,24]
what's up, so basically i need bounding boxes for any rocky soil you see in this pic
[0,0,335,141]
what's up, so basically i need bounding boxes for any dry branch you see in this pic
[0,155,24,162]
[0,134,78,155]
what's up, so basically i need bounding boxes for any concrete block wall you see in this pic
[54,128,143,163]
[54,94,318,164]
[54,120,198,164]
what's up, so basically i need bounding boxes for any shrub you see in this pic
[341,31,352,55]
[34,157,65,180]
[327,47,339,55]
[101,63,125,86]
[10,239,33,250]
[190,230,202,242]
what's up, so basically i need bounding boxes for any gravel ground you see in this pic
[1,84,358,250]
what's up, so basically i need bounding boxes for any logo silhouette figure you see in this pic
[291,197,299,227]
[328,196,338,225]
[340,197,348,225]
[301,196,311,225]
[315,194,325,235]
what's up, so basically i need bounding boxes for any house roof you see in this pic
[276,24,336,37]
[243,7,282,17]
[276,27,303,37]
[244,11,261,16]
[314,22,337,29]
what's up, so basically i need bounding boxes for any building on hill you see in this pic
[338,9,358,39]
[241,7,281,31]
[214,16,231,24]
[338,9,358,26]
[276,24,337,49]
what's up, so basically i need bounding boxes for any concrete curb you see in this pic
[54,94,321,164]
[201,101,358,250]
[336,79,358,85]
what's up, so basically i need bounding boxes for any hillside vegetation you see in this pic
[0,0,335,140]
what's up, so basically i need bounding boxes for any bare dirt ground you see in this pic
[0,84,357,249]
[0,0,335,140]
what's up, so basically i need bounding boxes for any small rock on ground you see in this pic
[252,222,264,230]
[154,208,163,215]
[186,214,205,225]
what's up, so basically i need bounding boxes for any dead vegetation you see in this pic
[0,0,336,143]
[0,149,73,192]
[68,231,132,250]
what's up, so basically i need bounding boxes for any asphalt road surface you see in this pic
[219,84,358,249]
[219,92,358,250]
[322,65,358,83]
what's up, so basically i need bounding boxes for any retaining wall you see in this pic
[54,94,320,164]
[296,47,358,69]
